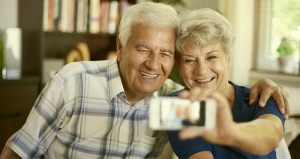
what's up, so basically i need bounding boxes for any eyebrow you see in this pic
[135,43,150,49]
[161,49,174,55]
[181,54,196,58]
[207,50,218,55]
[135,43,174,54]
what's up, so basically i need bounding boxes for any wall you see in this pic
[0,0,18,29]
[182,0,219,10]
[230,0,254,86]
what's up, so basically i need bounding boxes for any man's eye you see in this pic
[138,49,150,53]
[207,56,217,60]
[161,52,172,58]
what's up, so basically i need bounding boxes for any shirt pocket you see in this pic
[80,115,112,139]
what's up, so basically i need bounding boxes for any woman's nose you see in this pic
[195,60,209,75]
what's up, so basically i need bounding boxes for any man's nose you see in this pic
[145,53,160,70]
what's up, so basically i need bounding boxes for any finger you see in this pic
[188,88,204,101]
[178,90,190,99]
[283,95,290,119]
[190,89,213,101]
[271,91,286,114]
[258,89,273,107]
[179,88,207,100]
[249,86,259,105]
[179,128,205,140]
[200,89,213,99]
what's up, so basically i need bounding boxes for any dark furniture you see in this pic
[0,78,39,151]
[289,116,300,159]
[289,135,300,159]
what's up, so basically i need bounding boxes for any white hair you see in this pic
[176,8,235,55]
[118,2,179,46]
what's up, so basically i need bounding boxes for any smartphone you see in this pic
[149,97,217,130]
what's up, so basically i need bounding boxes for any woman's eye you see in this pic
[184,59,195,64]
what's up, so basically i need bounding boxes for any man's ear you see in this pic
[116,36,122,61]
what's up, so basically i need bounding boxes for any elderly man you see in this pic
[0,2,288,159]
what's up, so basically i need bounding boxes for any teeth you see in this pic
[196,78,212,83]
[140,71,158,79]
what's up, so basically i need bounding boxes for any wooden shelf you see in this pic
[43,32,117,60]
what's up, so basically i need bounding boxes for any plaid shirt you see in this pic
[10,59,168,159]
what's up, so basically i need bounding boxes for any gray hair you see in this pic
[118,2,180,46]
[176,8,234,55]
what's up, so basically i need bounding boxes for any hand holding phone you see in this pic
[149,97,217,130]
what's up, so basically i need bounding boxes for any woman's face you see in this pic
[179,40,231,94]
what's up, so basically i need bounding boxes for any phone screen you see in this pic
[149,97,216,130]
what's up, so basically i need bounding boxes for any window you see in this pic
[254,0,300,74]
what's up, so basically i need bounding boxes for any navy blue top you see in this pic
[167,82,285,159]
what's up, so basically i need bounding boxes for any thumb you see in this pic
[179,127,206,140]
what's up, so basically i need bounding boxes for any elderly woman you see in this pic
[167,8,285,159]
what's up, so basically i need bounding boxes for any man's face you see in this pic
[179,41,230,94]
[117,24,175,103]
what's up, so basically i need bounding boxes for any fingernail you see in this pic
[249,99,253,105]
[259,101,265,107]
[281,108,285,114]
[179,134,187,140]
[285,114,289,120]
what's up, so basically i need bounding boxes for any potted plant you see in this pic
[276,37,295,72]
